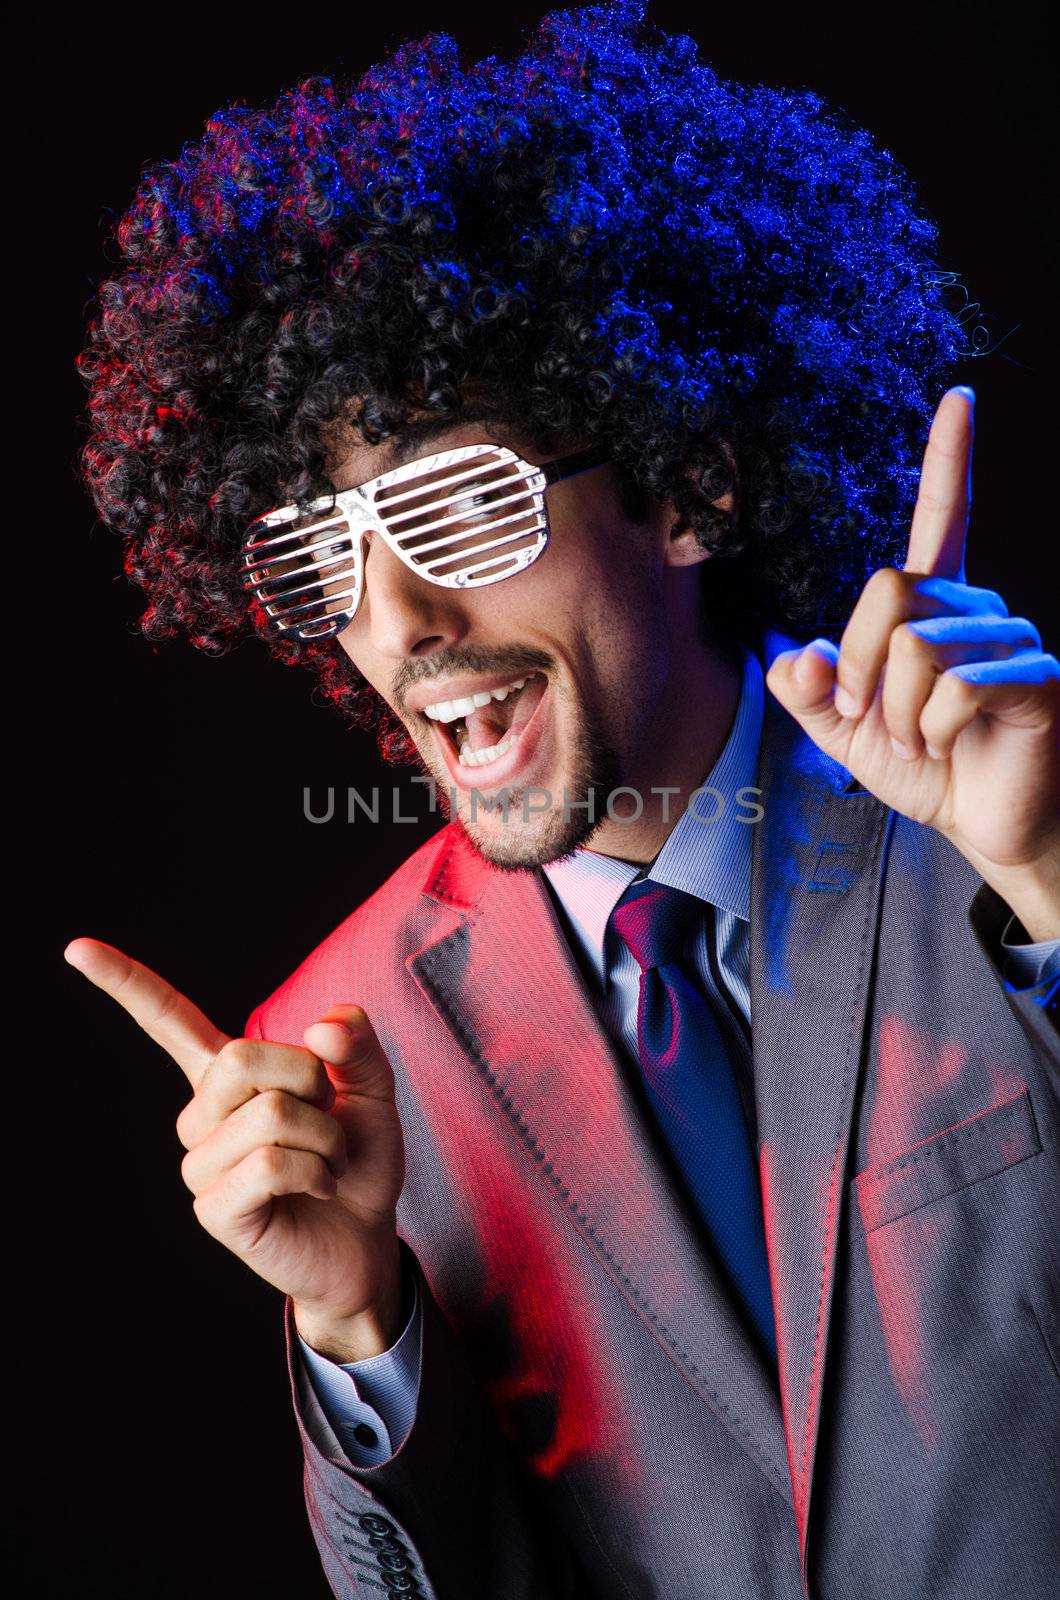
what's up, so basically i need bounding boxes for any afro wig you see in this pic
[79,1,969,759]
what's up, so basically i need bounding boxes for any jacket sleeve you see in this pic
[241,1005,593,1597]
[285,1239,594,1600]
[297,1260,422,1466]
[969,882,1060,1066]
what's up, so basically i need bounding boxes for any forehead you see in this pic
[329,417,523,492]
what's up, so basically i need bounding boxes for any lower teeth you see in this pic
[458,729,518,768]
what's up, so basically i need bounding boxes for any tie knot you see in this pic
[609,879,705,972]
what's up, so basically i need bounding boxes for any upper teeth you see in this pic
[423,677,529,723]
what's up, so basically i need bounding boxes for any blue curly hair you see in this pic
[78,1,968,760]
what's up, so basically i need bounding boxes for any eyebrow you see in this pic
[389,415,492,467]
[329,414,501,493]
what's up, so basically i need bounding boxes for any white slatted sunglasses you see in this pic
[241,442,608,640]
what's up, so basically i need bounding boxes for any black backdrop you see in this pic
[8,1,1057,1593]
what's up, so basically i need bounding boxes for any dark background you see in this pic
[8,0,1057,1592]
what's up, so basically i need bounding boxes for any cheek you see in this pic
[562,595,662,730]
[576,547,665,665]
[336,632,389,703]
[336,612,373,668]
[525,524,651,638]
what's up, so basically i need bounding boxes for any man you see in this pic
[67,6,1059,1597]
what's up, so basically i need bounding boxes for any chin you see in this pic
[454,785,607,873]
[413,694,621,871]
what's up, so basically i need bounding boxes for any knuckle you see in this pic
[256,1086,293,1133]
[216,1036,257,1079]
[174,1099,198,1149]
[251,1143,285,1182]
[868,566,909,606]
[179,1148,199,1193]
[1008,617,1041,646]
[891,621,929,660]
[941,669,976,703]
[291,1054,329,1101]
[148,982,182,1031]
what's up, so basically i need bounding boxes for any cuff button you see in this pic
[358,1512,396,1536]
[379,1550,412,1573]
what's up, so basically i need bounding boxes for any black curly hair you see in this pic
[78,1,969,763]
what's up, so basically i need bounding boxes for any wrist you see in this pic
[294,1242,406,1363]
[973,849,1060,944]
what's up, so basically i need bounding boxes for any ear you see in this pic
[664,515,715,567]
[662,437,737,568]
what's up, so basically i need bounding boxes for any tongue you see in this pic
[463,674,546,751]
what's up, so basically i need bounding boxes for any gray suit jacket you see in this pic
[247,646,1060,1600]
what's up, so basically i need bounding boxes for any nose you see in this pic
[351,528,472,659]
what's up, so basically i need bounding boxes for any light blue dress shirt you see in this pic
[299,645,1060,1465]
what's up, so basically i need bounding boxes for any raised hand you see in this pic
[64,937,407,1360]
[766,387,1060,940]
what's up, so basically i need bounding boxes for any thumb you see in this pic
[766,639,850,755]
[303,1005,396,1102]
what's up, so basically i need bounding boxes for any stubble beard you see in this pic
[416,690,626,873]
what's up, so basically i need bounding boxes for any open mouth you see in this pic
[425,671,551,790]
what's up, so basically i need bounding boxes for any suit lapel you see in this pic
[407,823,793,1502]
[750,645,894,1567]
[404,638,894,1520]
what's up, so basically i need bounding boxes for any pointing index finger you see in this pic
[904,386,974,582]
[64,937,229,1087]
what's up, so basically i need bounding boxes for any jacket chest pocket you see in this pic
[855,1088,1041,1235]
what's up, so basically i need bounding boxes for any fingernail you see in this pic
[834,686,859,718]
[890,736,916,761]
[925,742,945,760]
[794,647,816,684]
[954,385,975,403]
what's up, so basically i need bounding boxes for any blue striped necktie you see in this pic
[610,878,777,1361]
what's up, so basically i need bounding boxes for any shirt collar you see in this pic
[540,644,763,984]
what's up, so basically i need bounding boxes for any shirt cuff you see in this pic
[999,914,1060,995]
[296,1259,422,1468]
